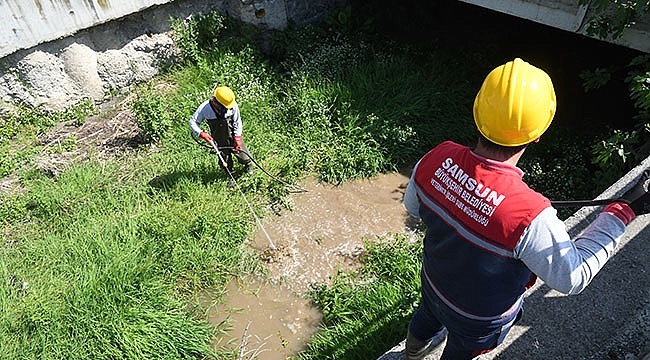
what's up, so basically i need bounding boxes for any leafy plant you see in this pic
[170,11,227,64]
[170,10,260,66]
[580,67,613,91]
[130,84,173,142]
[577,62,648,178]
[578,0,650,40]
[627,55,650,122]
[592,128,639,179]
[577,1,650,165]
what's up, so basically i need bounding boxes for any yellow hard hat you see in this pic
[473,58,556,146]
[214,86,235,109]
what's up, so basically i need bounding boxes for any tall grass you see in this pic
[0,7,623,360]
[0,154,262,359]
[296,235,422,360]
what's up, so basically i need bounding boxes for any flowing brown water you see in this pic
[205,171,416,359]
[204,278,322,359]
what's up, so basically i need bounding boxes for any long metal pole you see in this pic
[209,140,277,250]
[551,198,624,208]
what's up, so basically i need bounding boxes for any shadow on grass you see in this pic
[148,170,226,191]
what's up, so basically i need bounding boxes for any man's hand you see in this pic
[233,135,243,153]
[199,131,213,145]
[622,170,650,215]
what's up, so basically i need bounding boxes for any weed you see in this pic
[130,83,173,142]
[298,235,421,360]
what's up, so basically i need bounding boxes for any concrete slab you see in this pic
[458,0,650,52]
[379,157,650,360]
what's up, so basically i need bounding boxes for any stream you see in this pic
[206,172,416,359]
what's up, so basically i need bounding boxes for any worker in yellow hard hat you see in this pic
[401,58,650,359]
[189,86,254,185]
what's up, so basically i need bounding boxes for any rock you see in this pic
[0,31,179,113]
[61,43,105,101]
[15,50,85,111]
[97,50,138,92]
[0,71,34,108]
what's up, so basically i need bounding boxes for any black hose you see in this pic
[191,132,307,192]
[238,149,307,192]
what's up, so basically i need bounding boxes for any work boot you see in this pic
[405,328,447,360]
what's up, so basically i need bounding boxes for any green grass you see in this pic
[0,157,257,359]
[0,8,629,360]
[294,235,422,360]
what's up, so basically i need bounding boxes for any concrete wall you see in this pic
[0,0,175,58]
[459,0,650,53]
[0,0,346,59]
[0,0,346,111]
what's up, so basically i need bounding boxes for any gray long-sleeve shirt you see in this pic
[188,99,243,137]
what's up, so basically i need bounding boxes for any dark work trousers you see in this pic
[206,118,252,174]
[408,271,522,359]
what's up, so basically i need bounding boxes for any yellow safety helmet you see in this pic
[214,86,236,109]
[473,58,556,146]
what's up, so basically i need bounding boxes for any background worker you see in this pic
[189,86,254,182]
[402,58,650,360]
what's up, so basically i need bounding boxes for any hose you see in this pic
[552,169,650,208]
[191,132,307,193]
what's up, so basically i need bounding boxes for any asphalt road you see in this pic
[379,157,650,360]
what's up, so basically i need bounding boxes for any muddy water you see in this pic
[207,171,418,359]
[205,278,323,359]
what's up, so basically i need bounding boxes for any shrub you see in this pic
[130,84,174,142]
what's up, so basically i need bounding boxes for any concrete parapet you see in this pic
[459,0,650,53]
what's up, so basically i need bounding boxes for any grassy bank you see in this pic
[0,7,629,360]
